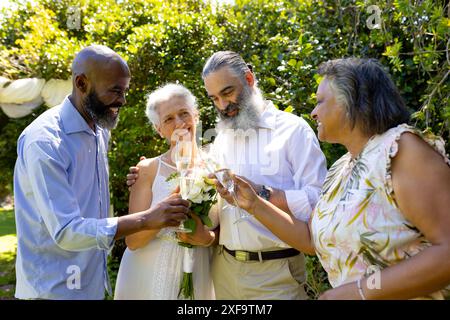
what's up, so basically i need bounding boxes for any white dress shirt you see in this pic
[212,101,327,251]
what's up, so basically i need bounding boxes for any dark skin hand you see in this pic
[116,193,190,240]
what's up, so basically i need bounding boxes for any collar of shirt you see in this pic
[257,100,277,130]
[60,96,96,135]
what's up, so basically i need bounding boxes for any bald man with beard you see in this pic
[13,45,189,299]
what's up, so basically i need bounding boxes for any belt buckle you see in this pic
[235,250,249,262]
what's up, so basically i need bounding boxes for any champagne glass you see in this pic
[179,168,196,200]
[197,145,251,223]
[174,139,192,171]
[173,140,193,233]
[214,168,251,223]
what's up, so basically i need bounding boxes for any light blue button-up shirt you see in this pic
[13,97,118,300]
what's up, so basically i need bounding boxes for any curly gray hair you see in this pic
[145,83,197,126]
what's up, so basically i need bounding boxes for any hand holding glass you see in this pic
[214,168,251,223]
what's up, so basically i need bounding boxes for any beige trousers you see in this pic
[211,246,309,300]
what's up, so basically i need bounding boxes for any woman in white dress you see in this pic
[114,83,217,300]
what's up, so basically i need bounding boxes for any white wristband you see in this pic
[182,247,195,273]
[357,278,367,300]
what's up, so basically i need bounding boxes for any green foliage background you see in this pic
[1,0,449,298]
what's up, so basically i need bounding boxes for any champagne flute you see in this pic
[197,145,251,223]
[214,168,251,223]
[173,139,193,233]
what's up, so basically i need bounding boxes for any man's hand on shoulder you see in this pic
[127,156,147,189]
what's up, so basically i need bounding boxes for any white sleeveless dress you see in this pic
[114,157,217,300]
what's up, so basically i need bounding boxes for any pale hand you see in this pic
[232,175,260,213]
[177,213,214,246]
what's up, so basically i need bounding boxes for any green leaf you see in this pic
[313,74,323,85]
[287,59,297,67]
[200,215,213,228]
[183,218,197,233]
[177,242,193,248]
[165,172,179,182]
[284,105,294,113]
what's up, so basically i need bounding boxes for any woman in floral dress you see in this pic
[217,58,450,299]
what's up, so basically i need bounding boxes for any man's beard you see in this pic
[84,90,121,130]
[216,86,265,132]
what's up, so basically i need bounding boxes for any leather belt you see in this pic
[223,246,300,262]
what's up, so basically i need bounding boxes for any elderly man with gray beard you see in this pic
[128,51,327,299]
[197,51,327,299]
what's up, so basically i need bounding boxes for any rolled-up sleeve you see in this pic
[285,124,327,221]
[24,141,118,251]
[96,217,118,249]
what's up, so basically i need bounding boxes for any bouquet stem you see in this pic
[179,272,194,300]
[179,247,195,300]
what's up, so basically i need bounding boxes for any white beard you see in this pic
[216,87,266,133]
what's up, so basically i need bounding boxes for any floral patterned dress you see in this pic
[310,124,450,299]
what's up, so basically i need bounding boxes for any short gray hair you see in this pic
[202,51,254,83]
[317,58,410,135]
[145,83,197,126]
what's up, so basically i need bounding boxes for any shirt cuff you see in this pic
[284,190,312,222]
[96,217,118,250]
